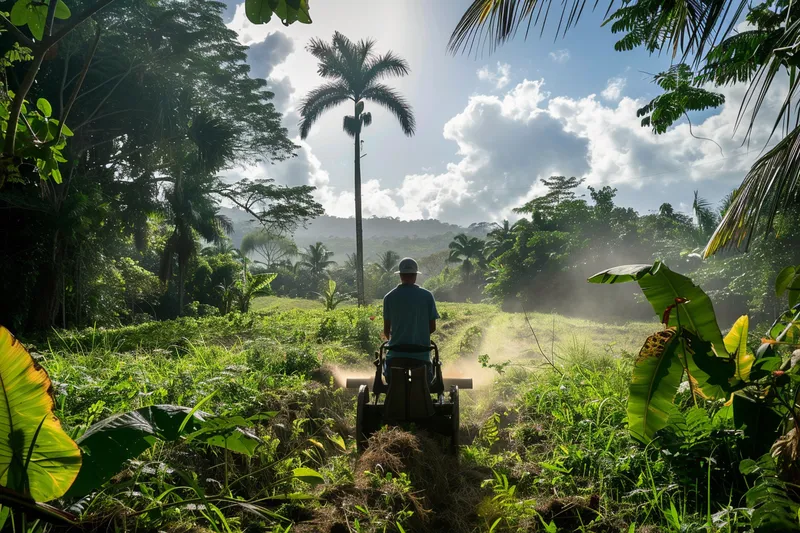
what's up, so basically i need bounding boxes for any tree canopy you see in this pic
[449,0,800,258]
[0,0,322,330]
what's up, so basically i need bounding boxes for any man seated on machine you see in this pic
[382,257,440,383]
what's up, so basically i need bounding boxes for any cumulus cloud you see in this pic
[246,32,295,79]
[266,76,295,117]
[225,24,785,226]
[549,49,570,63]
[601,77,626,101]
[477,62,512,90]
[309,80,589,224]
[336,78,782,224]
[230,74,784,225]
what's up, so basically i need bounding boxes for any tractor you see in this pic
[346,341,472,454]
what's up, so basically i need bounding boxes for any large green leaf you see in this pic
[0,326,81,502]
[10,0,30,25]
[589,261,728,357]
[586,263,653,283]
[66,405,262,498]
[678,331,734,400]
[292,467,324,486]
[724,315,753,382]
[628,329,685,443]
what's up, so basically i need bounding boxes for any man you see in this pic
[382,257,440,383]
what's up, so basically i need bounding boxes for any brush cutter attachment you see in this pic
[348,341,470,455]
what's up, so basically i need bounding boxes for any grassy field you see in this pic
[24,296,741,533]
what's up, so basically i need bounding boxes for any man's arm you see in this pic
[429,293,440,334]
[383,319,391,341]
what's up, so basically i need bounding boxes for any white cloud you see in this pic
[222,20,785,227]
[549,49,570,63]
[232,75,785,225]
[351,79,782,224]
[477,62,512,90]
[601,77,626,101]
[246,31,294,79]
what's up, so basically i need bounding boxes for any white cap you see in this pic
[395,257,421,274]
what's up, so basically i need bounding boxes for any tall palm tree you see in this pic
[691,191,719,243]
[485,220,514,261]
[299,242,337,279]
[372,250,400,275]
[448,234,486,281]
[299,32,415,306]
[159,111,236,314]
[159,171,233,314]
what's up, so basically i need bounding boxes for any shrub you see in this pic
[262,346,321,376]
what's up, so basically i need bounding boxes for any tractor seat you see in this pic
[384,359,435,420]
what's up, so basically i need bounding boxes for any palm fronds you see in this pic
[704,128,800,257]
[361,84,415,136]
[449,0,747,65]
[299,32,414,140]
[298,82,351,139]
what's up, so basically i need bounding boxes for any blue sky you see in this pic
[222,1,782,226]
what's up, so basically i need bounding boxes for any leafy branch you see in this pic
[1,0,117,158]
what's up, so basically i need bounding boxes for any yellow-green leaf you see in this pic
[292,467,324,486]
[725,315,753,382]
[327,433,346,451]
[0,326,81,502]
[36,98,51,118]
[54,0,70,19]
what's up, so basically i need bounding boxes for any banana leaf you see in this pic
[678,331,734,400]
[589,261,728,357]
[724,315,754,382]
[628,329,685,443]
[66,405,262,498]
[0,326,81,502]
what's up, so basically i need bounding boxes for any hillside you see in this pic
[220,207,491,260]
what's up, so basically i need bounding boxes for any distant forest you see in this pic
[222,208,490,261]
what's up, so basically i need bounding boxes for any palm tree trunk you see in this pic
[354,127,366,306]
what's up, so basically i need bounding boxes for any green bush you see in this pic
[266,347,321,376]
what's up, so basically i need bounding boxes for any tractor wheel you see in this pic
[356,384,369,453]
[450,385,459,456]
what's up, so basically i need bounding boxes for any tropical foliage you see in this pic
[0,0,323,332]
[449,0,800,259]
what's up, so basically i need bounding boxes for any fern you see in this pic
[740,454,800,531]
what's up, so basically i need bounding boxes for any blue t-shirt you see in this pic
[383,284,440,361]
